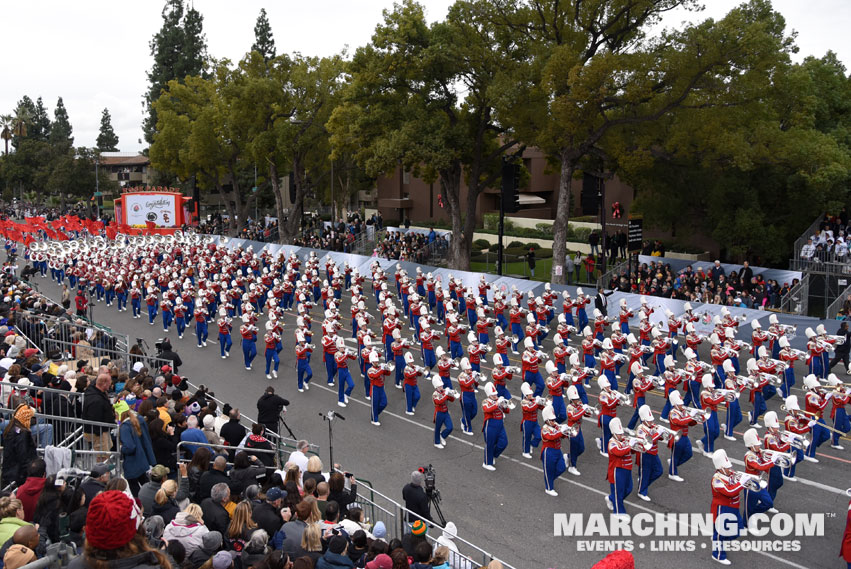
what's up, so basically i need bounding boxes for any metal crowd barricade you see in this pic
[341,477,517,569]
[826,282,851,319]
[0,380,86,422]
[778,275,810,315]
[175,440,279,470]
[183,380,321,465]
[0,408,122,477]
[38,336,173,374]
[17,307,130,353]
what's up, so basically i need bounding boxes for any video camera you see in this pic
[418,464,437,495]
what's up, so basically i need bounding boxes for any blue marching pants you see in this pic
[522,420,541,454]
[461,392,477,433]
[833,408,851,445]
[743,487,773,523]
[725,399,743,437]
[750,392,766,425]
[806,418,830,458]
[371,386,387,422]
[712,506,743,562]
[609,467,633,515]
[434,411,453,445]
[524,371,545,397]
[242,339,257,368]
[297,360,312,390]
[196,321,208,346]
[600,415,613,455]
[568,431,585,467]
[637,453,663,497]
[147,305,157,324]
[767,465,784,501]
[219,333,232,357]
[338,368,354,403]
[700,410,720,453]
[325,353,337,385]
[783,447,804,479]
[483,419,508,466]
[405,384,421,413]
[542,447,567,491]
[670,436,692,476]
[551,395,567,423]
[265,349,280,374]
[627,398,644,431]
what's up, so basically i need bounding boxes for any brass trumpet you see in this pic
[656,425,682,443]
[683,406,711,423]
[716,388,740,402]
[778,430,810,450]
[763,449,795,469]
[623,429,653,453]
[381,362,396,373]
[612,391,632,406]
[559,424,579,437]
[582,404,599,417]
[733,471,768,492]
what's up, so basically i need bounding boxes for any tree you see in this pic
[30,97,51,142]
[252,8,276,62]
[50,97,73,147]
[143,0,208,145]
[96,108,120,151]
[0,115,12,155]
[487,0,794,283]
[329,0,518,269]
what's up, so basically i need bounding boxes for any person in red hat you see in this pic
[68,490,171,569]
[366,553,392,569]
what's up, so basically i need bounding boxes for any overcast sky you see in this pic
[2,0,848,153]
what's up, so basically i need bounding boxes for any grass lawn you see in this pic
[469,256,598,284]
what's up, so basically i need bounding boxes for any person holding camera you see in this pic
[402,470,432,528]
[158,339,183,374]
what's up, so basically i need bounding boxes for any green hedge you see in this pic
[473,238,491,249]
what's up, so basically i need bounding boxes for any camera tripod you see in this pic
[426,487,446,526]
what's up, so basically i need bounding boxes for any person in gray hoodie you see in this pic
[163,508,210,556]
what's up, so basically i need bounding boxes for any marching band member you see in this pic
[432,376,458,449]
[599,339,618,392]
[581,327,597,370]
[240,320,258,371]
[684,322,703,361]
[755,346,779,401]
[494,327,511,367]
[650,328,670,375]
[359,337,373,397]
[520,383,545,459]
[804,374,833,461]
[522,337,546,397]
[458,358,479,435]
[552,334,569,375]
[742,428,775,522]
[627,362,653,431]
[596,376,621,457]
[130,282,142,318]
[382,311,399,360]
[767,314,783,359]
[568,354,591,405]
[217,309,233,359]
[145,288,158,325]
[668,391,698,482]
[777,337,800,398]
[723,327,742,375]
[710,449,743,565]
[751,319,768,356]
[565,386,585,475]
[368,352,391,426]
[491,355,514,400]
[605,418,633,516]
[561,291,576,330]
[709,334,728,389]
[402,352,424,415]
[556,314,573,344]
[817,324,836,379]
[827,375,850,449]
[574,288,591,332]
[610,324,627,378]
[806,327,825,379]
[482,382,511,471]
[541,404,569,496]
[173,299,186,338]
[295,332,313,392]
[592,309,607,354]
[194,302,209,348]
[624,334,643,395]
[435,346,454,390]
[509,300,524,353]
[635,405,664,501]
[747,357,770,428]
[638,312,653,366]
[420,322,439,369]
[390,329,407,388]
[335,338,356,406]
[322,324,339,386]
[544,361,567,423]
[781,395,810,480]
[665,309,681,360]
[723,360,745,441]
[660,354,683,422]
[446,315,465,359]
[681,302,700,329]
[264,328,282,379]
[763,411,791,502]
[525,313,541,349]
[467,331,488,374]
[618,299,633,334]
[697,374,724,456]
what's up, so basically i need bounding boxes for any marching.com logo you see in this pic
[554,513,824,553]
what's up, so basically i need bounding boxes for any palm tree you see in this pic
[0,114,13,155]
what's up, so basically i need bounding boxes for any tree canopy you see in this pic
[96,108,119,152]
